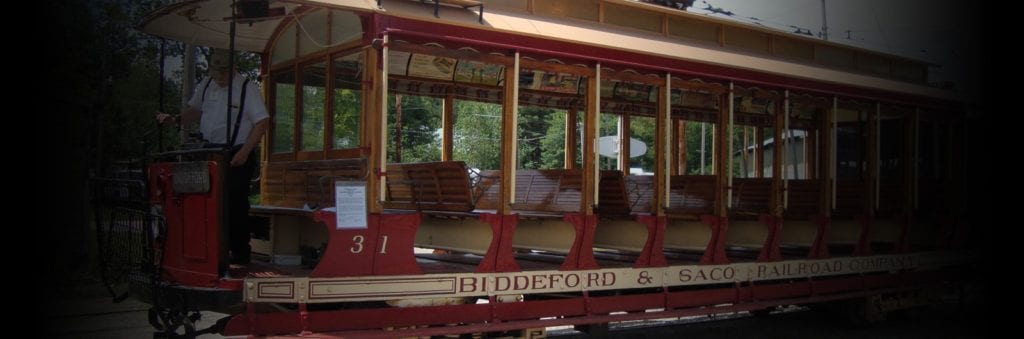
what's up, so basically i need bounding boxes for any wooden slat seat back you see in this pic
[916,178,946,218]
[383,161,475,212]
[784,179,821,220]
[471,170,502,211]
[262,159,366,209]
[875,180,903,218]
[730,178,772,218]
[596,171,631,216]
[665,175,717,217]
[833,178,866,218]
[625,175,655,214]
[511,169,583,214]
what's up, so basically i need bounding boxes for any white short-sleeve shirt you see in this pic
[187,74,269,146]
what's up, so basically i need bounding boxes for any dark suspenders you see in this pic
[229,79,249,146]
[202,77,251,146]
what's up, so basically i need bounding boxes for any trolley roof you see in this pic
[141,0,962,102]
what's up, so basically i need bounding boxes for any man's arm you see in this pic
[230,118,269,167]
[156,106,201,125]
[179,106,201,125]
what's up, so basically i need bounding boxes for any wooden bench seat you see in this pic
[624,175,654,215]
[611,174,719,218]
[730,178,772,218]
[875,180,903,217]
[471,170,502,211]
[833,178,866,218]
[510,169,583,215]
[665,175,717,218]
[595,171,631,217]
[262,158,366,209]
[384,161,479,213]
[784,179,822,220]
[473,169,586,217]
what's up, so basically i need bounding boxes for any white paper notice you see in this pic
[388,50,411,76]
[334,181,367,229]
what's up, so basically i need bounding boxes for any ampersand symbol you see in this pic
[637,271,653,285]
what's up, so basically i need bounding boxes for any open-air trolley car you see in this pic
[92,0,976,337]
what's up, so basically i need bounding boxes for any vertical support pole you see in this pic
[180,43,196,149]
[772,95,783,216]
[755,124,763,178]
[700,120,707,175]
[676,119,686,175]
[565,109,577,169]
[655,75,671,214]
[589,65,601,211]
[393,94,403,162]
[709,112,715,176]
[655,74,670,214]
[442,90,454,161]
[874,103,881,211]
[323,48,335,159]
[814,125,820,179]
[364,47,381,213]
[783,90,790,209]
[619,115,629,172]
[500,51,520,212]
[902,108,914,216]
[863,108,873,219]
[913,108,920,210]
[379,33,390,202]
[830,97,837,211]
[727,82,734,209]
[741,125,749,178]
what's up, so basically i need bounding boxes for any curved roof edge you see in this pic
[139,0,376,52]
[139,0,965,104]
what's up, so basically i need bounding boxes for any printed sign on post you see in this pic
[334,181,367,229]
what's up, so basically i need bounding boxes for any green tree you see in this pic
[387,94,442,163]
[684,121,715,175]
[629,116,656,173]
[454,100,502,170]
[539,110,568,169]
[517,106,553,169]
[42,0,181,287]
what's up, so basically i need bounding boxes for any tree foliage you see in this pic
[454,100,502,170]
[684,122,715,175]
[41,0,183,284]
[388,94,442,163]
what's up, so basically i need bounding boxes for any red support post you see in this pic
[635,215,668,268]
[699,215,730,265]
[807,214,830,259]
[477,213,521,273]
[561,213,599,270]
[757,214,783,262]
[854,214,873,256]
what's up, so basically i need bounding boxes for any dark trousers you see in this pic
[226,148,257,264]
